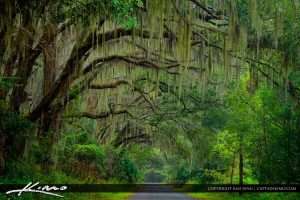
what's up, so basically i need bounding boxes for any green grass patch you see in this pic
[188,193,300,200]
[0,193,133,200]
[188,193,224,200]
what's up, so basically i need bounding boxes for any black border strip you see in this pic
[0,184,299,193]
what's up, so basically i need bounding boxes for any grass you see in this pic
[187,193,300,200]
[188,193,224,200]
[0,193,133,200]
[99,193,133,200]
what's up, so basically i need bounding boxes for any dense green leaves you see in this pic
[73,144,104,162]
[58,0,143,28]
[111,0,143,28]
[210,82,300,183]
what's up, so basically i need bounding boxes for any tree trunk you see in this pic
[39,24,60,132]
[239,148,243,185]
[239,133,244,195]
[0,54,16,99]
[230,153,235,184]
[9,49,40,112]
[286,118,292,184]
[0,136,6,176]
[38,24,59,172]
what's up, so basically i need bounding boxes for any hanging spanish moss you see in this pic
[1,1,300,189]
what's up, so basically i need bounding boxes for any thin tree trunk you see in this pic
[230,153,235,184]
[0,54,16,99]
[239,150,243,185]
[239,133,244,195]
[286,118,292,184]
[0,136,6,175]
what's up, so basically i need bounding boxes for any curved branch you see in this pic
[190,0,223,20]
[28,27,172,121]
[89,79,130,89]
[65,109,130,119]
[114,133,150,147]
[90,78,157,113]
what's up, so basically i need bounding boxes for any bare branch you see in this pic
[89,80,130,90]
[65,109,130,119]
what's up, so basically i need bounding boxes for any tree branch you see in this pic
[28,28,173,121]
[65,109,130,119]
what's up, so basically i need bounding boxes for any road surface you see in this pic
[131,185,194,200]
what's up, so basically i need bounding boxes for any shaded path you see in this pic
[131,193,194,200]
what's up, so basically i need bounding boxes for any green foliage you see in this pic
[59,0,143,28]
[2,160,40,183]
[214,130,238,161]
[289,70,300,89]
[0,101,33,161]
[58,0,109,23]
[0,76,18,92]
[52,126,140,183]
[202,108,228,131]
[111,0,143,29]
[73,144,104,162]
[0,106,33,137]
[209,79,300,184]
[112,150,138,183]
[174,164,191,184]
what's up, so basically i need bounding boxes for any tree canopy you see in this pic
[0,1,300,199]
